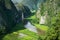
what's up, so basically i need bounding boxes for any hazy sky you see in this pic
[11,0,43,10]
[11,0,23,3]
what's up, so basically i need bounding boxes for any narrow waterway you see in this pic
[24,21,38,33]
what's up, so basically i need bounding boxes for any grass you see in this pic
[3,14,49,40]
[25,15,49,31]
[3,23,38,40]
[34,24,49,31]
[3,29,39,40]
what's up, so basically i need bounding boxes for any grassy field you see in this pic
[3,15,49,40]
[26,15,49,31]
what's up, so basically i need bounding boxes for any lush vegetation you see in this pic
[0,0,60,40]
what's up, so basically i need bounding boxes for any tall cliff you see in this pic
[0,0,19,33]
[0,0,32,33]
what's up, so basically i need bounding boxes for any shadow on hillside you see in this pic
[0,0,36,40]
[0,8,35,40]
[0,22,25,40]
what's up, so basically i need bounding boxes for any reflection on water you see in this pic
[24,21,37,33]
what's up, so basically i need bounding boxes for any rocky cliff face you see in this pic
[0,0,20,33]
[0,0,32,33]
[12,0,42,10]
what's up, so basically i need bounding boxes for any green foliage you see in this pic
[40,3,45,16]
[3,29,38,40]
[38,0,60,40]
[0,0,60,40]
[44,27,57,40]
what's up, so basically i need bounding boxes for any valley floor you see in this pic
[3,15,49,40]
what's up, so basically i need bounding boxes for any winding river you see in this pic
[24,21,38,33]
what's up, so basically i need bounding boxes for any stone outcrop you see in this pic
[0,0,32,33]
[0,0,20,32]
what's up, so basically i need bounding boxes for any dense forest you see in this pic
[0,0,60,40]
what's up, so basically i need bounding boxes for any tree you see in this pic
[43,0,60,40]
[38,0,60,40]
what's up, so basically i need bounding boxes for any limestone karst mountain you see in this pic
[0,0,31,33]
